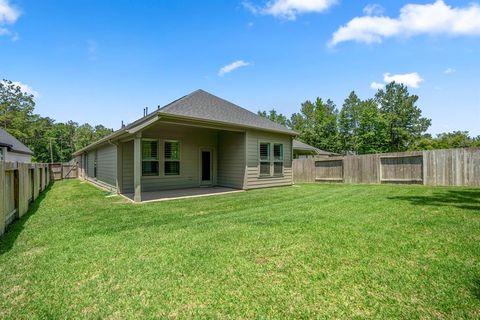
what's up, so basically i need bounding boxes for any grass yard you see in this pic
[0,180,479,319]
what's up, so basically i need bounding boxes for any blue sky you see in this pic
[1,0,479,135]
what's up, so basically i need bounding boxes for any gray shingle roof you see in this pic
[293,140,338,156]
[73,89,295,155]
[0,128,33,155]
[158,90,296,135]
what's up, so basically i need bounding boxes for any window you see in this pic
[259,142,284,176]
[259,142,271,175]
[142,140,159,176]
[164,141,180,175]
[273,144,283,175]
[0,147,4,161]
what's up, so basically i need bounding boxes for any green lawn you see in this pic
[0,180,479,319]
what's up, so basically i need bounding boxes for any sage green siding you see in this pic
[123,123,219,192]
[245,130,293,189]
[116,121,293,194]
[217,131,245,188]
[122,141,134,194]
[96,144,117,187]
[87,151,95,178]
[84,144,118,190]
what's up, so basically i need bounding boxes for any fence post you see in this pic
[33,165,40,200]
[18,163,29,217]
[0,162,5,236]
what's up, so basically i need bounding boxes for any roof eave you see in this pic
[72,109,297,156]
[158,112,297,136]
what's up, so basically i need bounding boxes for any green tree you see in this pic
[73,123,95,151]
[375,82,431,152]
[356,99,388,154]
[93,125,113,141]
[290,98,339,152]
[338,91,362,153]
[411,131,479,150]
[0,79,36,142]
[257,109,288,126]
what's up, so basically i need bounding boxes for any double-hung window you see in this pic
[259,142,271,176]
[164,140,180,175]
[273,143,284,175]
[142,139,159,176]
[259,142,284,176]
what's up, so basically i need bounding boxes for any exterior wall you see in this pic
[87,151,95,178]
[122,141,134,193]
[5,151,31,163]
[245,130,293,189]
[82,144,117,191]
[217,131,245,189]
[96,144,117,187]
[137,123,218,192]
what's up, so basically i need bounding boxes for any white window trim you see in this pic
[258,141,271,176]
[258,141,285,177]
[163,139,181,177]
[273,143,284,176]
[142,138,160,177]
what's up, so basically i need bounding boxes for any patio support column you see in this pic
[133,133,142,202]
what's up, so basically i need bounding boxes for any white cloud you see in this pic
[363,4,384,16]
[329,0,480,47]
[243,0,337,20]
[383,72,423,88]
[0,0,19,24]
[370,72,424,89]
[218,60,251,76]
[0,0,20,40]
[370,81,385,90]
[443,67,455,74]
[2,80,39,97]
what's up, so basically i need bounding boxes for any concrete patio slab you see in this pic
[122,187,244,203]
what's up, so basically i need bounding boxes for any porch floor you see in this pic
[122,187,244,203]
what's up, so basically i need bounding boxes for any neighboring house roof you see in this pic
[74,89,296,155]
[0,128,33,155]
[293,140,338,156]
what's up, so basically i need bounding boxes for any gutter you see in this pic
[73,110,297,156]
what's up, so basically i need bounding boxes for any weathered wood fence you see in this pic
[293,148,480,187]
[1,162,50,237]
[49,162,78,181]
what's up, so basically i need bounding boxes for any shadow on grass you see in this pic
[0,183,53,256]
[388,188,480,212]
[472,278,480,301]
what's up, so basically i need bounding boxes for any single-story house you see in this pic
[74,90,297,202]
[0,128,33,163]
[292,140,339,159]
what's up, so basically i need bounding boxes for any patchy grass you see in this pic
[0,180,479,319]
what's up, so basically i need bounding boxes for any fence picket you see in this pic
[293,148,480,187]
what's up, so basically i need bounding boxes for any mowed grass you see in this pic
[0,180,479,319]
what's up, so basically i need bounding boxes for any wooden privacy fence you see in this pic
[1,162,50,237]
[49,162,78,181]
[293,148,480,187]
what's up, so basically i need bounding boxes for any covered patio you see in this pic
[122,186,243,203]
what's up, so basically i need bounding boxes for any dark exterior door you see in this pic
[201,150,212,185]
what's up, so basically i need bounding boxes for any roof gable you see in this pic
[158,90,295,135]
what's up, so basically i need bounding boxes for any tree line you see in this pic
[2,79,479,163]
[1,80,113,163]
[259,82,480,154]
